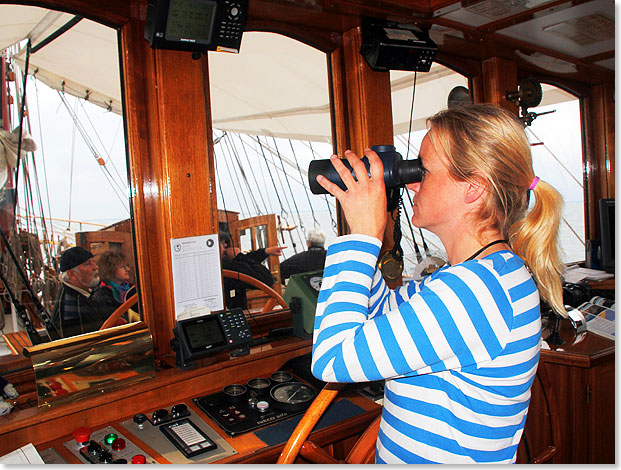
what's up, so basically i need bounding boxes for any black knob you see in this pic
[152,408,169,424]
[87,441,101,455]
[112,459,128,464]
[171,403,187,418]
[133,413,148,427]
[99,450,113,463]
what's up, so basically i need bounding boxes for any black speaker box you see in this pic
[360,17,437,72]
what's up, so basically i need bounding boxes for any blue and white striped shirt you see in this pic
[311,234,541,463]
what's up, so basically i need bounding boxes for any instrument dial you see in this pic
[270,382,315,412]
[270,371,293,383]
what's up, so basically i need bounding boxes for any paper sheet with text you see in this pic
[170,234,224,319]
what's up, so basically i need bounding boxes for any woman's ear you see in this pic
[464,176,487,204]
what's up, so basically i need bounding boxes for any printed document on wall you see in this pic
[170,234,224,319]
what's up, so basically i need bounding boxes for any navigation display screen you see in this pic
[182,316,225,351]
[165,0,217,44]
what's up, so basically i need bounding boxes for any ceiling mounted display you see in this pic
[360,16,437,72]
[145,0,248,57]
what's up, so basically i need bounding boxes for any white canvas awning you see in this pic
[1,5,574,142]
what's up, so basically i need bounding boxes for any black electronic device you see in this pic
[160,418,217,458]
[144,0,248,55]
[598,198,615,273]
[360,16,437,72]
[171,308,252,369]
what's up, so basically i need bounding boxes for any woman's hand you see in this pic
[316,149,387,239]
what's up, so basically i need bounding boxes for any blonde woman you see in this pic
[311,104,564,463]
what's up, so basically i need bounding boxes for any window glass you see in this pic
[390,64,468,277]
[526,87,584,264]
[1,7,138,340]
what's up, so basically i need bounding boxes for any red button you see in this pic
[73,426,91,444]
[112,438,126,451]
[131,454,147,464]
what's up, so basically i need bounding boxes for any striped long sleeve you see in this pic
[311,234,542,463]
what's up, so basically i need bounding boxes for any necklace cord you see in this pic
[465,239,508,262]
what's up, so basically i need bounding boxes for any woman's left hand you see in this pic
[315,149,387,240]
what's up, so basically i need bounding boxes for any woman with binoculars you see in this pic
[310,104,566,464]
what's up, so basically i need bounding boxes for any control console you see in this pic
[63,425,157,464]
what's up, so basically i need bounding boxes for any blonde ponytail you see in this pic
[510,180,567,317]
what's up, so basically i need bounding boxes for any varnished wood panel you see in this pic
[481,57,518,113]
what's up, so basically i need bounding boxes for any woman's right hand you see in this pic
[315,148,387,240]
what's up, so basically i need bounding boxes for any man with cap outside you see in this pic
[51,246,119,337]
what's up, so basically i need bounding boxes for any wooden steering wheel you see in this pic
[277,382,381,464]
[222,269,288,313]
[100,270,285,331]
[99,293,138,330]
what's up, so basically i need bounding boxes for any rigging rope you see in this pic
[246,134,276,214]
[272,137,305,249]
[307,141,337,234]
[218,135,249,217]
[77,98,126,186]
[289,139,320,227]
[32,77,55,263]
[67,96,78,229]
[235,133,267,214]
[222,132,253,216]
[525,127,585,245]
[255,136,289,220]
[265,137,300,252]
[56,91,129,212]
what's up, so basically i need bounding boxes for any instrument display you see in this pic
[270,382,315,412]
[193,371,316,436]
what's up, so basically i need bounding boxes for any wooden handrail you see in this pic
[277,382,344,464]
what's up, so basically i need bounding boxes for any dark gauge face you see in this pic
[223,384,247,403]
[270,371,293,383]
[270,382,315,412]
[247,377,271,397]
[247,377,270,390]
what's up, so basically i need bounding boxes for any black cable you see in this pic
[405,72,418,161]
[400,196,422,262]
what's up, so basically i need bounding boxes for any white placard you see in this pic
[170,234,224,318]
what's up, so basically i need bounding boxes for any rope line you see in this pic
[289,139,320,227]
[273,137,305,250]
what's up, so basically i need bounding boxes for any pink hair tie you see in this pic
[529,177,540,191]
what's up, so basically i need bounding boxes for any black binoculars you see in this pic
[308,145,423,195]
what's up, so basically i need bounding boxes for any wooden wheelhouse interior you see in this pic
[0,0,614,464]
